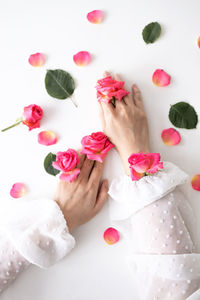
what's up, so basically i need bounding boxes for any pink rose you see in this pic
[96,76,129,103]
[52,149,80,182]
[22,104,43,130]
[2,104,43,132]
[128,152,164,181]
[81,131,114,162]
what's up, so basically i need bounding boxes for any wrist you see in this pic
[118,145,151,176]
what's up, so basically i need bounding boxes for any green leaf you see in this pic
[169,102,198,129]
[142,22,161,44]
[45,69,75,101]
[44,152,60,176]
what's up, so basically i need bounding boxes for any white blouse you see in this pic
[0,162,200,300]
[109,162,200,300]
[0,199,75,293]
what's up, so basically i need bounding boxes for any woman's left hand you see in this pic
[55,154,108,233]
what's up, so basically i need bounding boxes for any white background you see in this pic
[0,0,200,299]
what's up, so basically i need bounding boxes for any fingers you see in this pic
[101,71,116,112]
[89,161,104,184]
[103,71,110,77]
[101,101,115,115]
[132,84,144,109]
[80,157,94,181]
[114,73,122,82]
[98,102,105,128]
[114,73,134,107]
[77,152,86,169]
[113,74,126,107]
[93,179,108,215]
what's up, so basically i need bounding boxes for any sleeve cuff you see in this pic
[0,199,75,268]
[108,161,188,221]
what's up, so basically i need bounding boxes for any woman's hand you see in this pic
[99,71,150,175]
[55,154,108,233]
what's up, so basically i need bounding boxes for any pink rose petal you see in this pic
[103,227,120,245]
[197,36,200,48]
[10,183,26,198]
[28,53,45,67]
[87,10,103,24]
[73,51,91,66]
[161,128,181,146]
[59,168,80,183]
[152,69,171,87]
[191,174,200,191]
[38,131,57,146]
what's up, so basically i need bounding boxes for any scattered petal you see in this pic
[28,53,45,67]
[197,36,200,48]
[73,51,91,66]
[161,128,181,146]
[87,10,103,24]
[38,131,57,146]
[191,175,200,191]
[152,69,171,87]
[103,227,120,245]
[10,183,26,198]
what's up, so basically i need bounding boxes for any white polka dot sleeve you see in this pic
[0,198,75,294]
[109,162,200,300]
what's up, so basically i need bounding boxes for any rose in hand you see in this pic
[81,131,114,162]
[2,104,43,132]
[128,152,164,181]
[96,75,129,104]
[53,149,80,182]
[98,71,150,175]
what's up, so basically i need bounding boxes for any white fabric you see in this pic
[109,162,188,220]
[109,162,200,300]
[0,198,75,293]
[0,234,29,293]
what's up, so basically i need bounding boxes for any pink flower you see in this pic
[152,69,171,87]
[22,104,43,130]
[52,149,80,182]
[96,76,129,103]
[128,152,164,181]
[81,131,114,162]
[1,104,43,132]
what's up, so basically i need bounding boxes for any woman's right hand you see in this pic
[99,71,150,175]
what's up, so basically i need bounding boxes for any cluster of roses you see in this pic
[52,132,114,182]
[53,147,164,183]
[54,76,163,182]
[2,75,163,183]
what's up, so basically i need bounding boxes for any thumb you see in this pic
[93,179,109,215]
